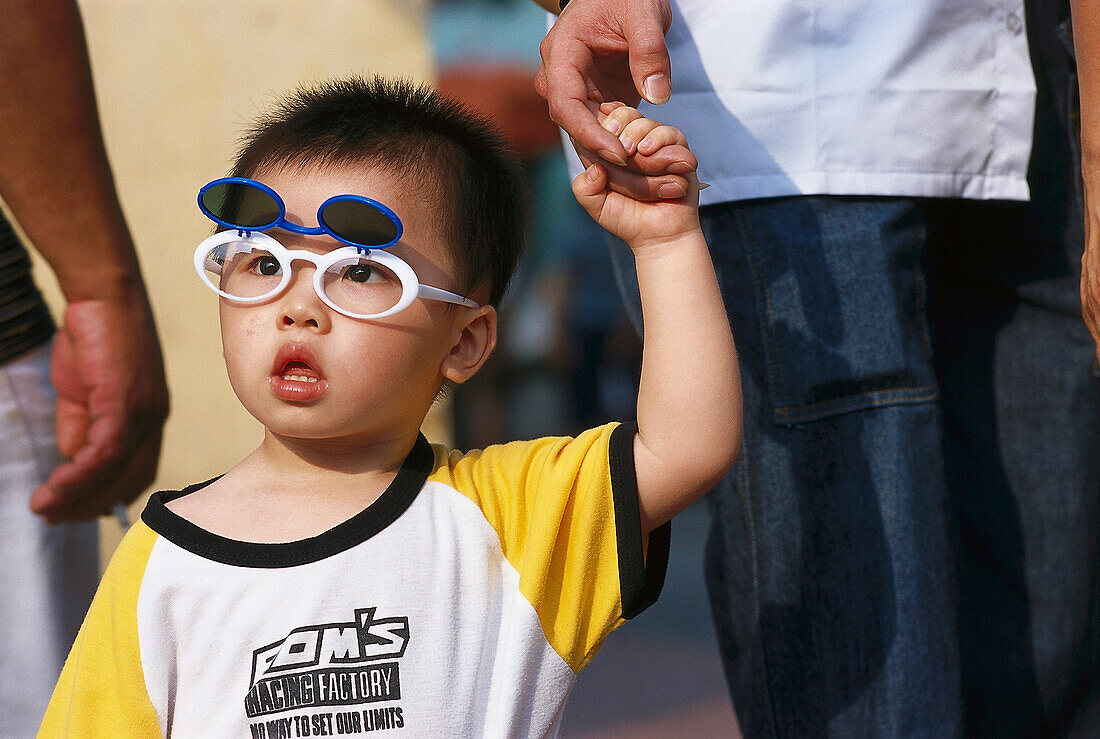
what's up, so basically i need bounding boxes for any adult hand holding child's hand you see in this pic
[535,0,673,167]
[571,103,699,249]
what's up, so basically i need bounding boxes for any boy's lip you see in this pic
[270,343,328,401]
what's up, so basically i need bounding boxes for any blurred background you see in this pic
[22,0,737,734]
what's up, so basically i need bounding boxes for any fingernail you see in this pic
[639,138,656,153]
[600,149,628,166]
[620,136,635,154]
[659,182,687,198]
[669,161,693,174]
[698,182,711,190]
[586,164,600,182]
[605,118,622,135]
[643,73,671,104]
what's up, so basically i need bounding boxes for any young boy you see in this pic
[40,77,740,736]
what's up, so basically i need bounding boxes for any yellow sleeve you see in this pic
[431,422,669,673]
[38,522,162,737]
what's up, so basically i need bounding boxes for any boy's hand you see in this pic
[571,103,699,249]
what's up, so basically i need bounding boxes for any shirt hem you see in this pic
[698,171,1032,207]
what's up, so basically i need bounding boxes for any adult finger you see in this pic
[30,409,154,520]
[575,142,690,200]
[53,394,91,460]
[541,38,629,164]
[1083,247,1100,364]
[623,14,672,104]
[49,328,90,458]
[577,133,694,181]
[34,430,160,523]
[30,409,128,512]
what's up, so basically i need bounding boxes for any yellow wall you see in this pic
[23,1,439,559]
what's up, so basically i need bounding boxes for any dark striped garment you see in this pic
[0,212,54,365]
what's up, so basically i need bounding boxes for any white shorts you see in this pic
[0,342,98,737]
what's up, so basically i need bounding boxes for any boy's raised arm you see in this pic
[570,103,741,533]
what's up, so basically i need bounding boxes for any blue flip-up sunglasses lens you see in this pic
[200,181,281,230]
[199,180,401,248]
[318,197,400,248]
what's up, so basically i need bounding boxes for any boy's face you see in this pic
[218,161,483,446]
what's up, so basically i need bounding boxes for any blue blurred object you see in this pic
[429,0,546,67]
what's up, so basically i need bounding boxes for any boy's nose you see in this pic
[278,269,331,332]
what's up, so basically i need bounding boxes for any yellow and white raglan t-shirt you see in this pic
[40,422,669,737]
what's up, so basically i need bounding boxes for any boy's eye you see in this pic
[250,255,282,276]
[343,263,378,283]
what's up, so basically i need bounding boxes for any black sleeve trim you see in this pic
[609,422,670,619]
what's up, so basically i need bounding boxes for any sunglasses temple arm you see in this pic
[418,285,480,308]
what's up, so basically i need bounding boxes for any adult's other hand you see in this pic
[1081,195,1100,364]
[1073,0,1100,363]
[29,293,168,522]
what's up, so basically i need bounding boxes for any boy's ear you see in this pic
[441,306,497,385]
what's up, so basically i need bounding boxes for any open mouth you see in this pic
[270,344,328,401]
[280,360,320,384]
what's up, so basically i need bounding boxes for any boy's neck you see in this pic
[164,427,424,543]
[257,426,421,479]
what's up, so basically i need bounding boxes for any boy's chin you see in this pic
[262,424,380,448]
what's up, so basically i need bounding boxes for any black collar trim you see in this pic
[140,435,435,568]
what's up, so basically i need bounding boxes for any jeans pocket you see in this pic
[713,197,938,426]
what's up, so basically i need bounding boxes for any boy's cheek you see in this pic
[219,308,268,364]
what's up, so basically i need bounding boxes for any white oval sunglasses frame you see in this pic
[194,231,479,320]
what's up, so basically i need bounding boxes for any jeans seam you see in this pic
[734,432,778,737]
[910,214,939,382]
[736,211,791,412]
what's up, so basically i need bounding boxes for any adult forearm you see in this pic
[2,0,167,521]
[1071,0,1100,358]
[1073,0,1100,169]
[0,0,142,302]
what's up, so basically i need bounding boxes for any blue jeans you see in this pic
[612,190,1099,735]
[608,5,1099,733]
